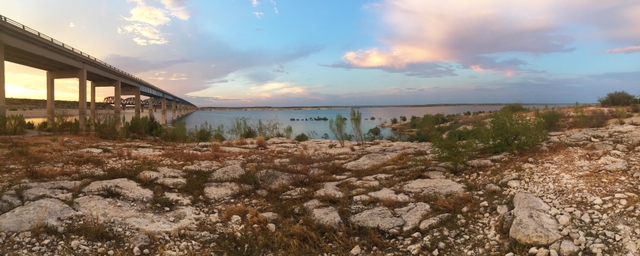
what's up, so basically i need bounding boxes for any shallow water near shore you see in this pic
[24,104,567,138]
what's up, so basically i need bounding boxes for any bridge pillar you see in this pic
[114,80,121,122]
[135,91,141,118]
[45,68,87,131]
[0,41,5,120]
[78,66,87,131]
[172,101,177,120]
[161,98,167,125]
[90,82,96,124]
[148,98,154,119]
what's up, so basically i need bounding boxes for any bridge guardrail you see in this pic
[0,14,194,106]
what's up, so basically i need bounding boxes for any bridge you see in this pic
[0,14,198,129]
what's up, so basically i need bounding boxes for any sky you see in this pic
[1,0,639,107]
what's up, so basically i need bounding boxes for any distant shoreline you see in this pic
[199,103,578,111]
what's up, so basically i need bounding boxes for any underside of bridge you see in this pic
[0,14,197,129]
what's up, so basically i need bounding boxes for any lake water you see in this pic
[26,104,567,139]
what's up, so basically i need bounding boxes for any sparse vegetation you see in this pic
[329,114,347,147]
[350,108,364,145]
[598,90,635,106]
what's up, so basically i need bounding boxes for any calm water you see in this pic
[26,105,566,139]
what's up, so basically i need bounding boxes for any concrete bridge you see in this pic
[0,14,197,129]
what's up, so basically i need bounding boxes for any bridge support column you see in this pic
[161,98,167,125]
[114,80,121,122]
[0,41,5,120]
[90,82,96,125]
[46,69,81,127]
[135,92,141,118]
[78,66,87,131]
[172,101,177,120]
[148,98,154,119]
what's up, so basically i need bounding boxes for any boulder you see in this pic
[210,165,245,181]
[395,203,431,232]
[349,207,404,232]
[403,179,465,195]
[0,198,77,232]
[509,193,561,246]
[203,182,243,200]
[311,207,343,228]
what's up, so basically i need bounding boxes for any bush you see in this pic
[284,125,293,139]
[501,103,528,113]
[632,104,640,113]
[598,91,635,106]
[213,124,226,142]
[161,122,188,142]
[365,127,383,141]
[390,117,398,124]
[1,115,28,135]
[573,109,608,128]
[615,108,628,120]
[536,109,563,132]
[294,133,309,142]
[94,116,120,140]
[431,133,476,171]
[486,109,547,153]
[255,136,268,149]
[329,114,347,147]
[350,108,364,144]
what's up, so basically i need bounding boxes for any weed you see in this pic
[98,185,123,199]
[67,216,118,242]
[180,170,209,203]
[151,196,178,210]
[256,136,268,149]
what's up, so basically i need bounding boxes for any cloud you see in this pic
[590,71,640,82]
[69,23,75,28]
[103,54,190,73]
[605,45,640,54]
[160,0,191,20]
[253,12,264,18]
[123,0,171,26]
[119,0,192,45]
[339,0,616,76]
[252,0,260,7]
[321,61,458,78]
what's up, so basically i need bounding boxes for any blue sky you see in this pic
[1,0,639,107]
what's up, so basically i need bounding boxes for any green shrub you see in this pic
[598,91,635,106]
[294,133,309,142]
[365,127,383,141]
[391,117,398,124]
[284,125,293,139]
[350,108,364,144]
[615,108,628,120]
[486,109,547,153]
[632,104,640,113]
[193,122,214,142]
[573,109,608,128]
[2,115,28,135]
[431,132,476,171]
[94,116,119,140]
[536,109,563,132]
[501,103,528,113]
[329,114,348,147]
[161,121,188,142]
[213,124,226,142]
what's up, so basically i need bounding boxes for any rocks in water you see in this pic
[343,154,392,170]
[0,198,77,232]
[509,193,561,246]
[403,179,465,195]
[349,207,404,232]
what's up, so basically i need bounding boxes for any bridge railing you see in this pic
[0,14,194,106]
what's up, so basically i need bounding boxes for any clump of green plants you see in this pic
[329,114,348,147]
[0,114,28,135]
[350,108,364,144]
[631,104,640,113]
[598,90,635,106]
[485,108,547,153]
[535,108,563,132]
[572,108,609,128]
[615,107,628,121]
[431,132,476,171]
[294,133,309,142]
[364,127,383,141]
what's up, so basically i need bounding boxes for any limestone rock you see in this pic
[343,154,392,170]
[466,159,492,167]
[204,182,243,200]
[311,207,342,228]
[559,240,579,256]
[83,178,153,201]
[210,165,245,181]
[0,198,77,232]
[349,207,404,232]
[367,188,409,202]
[509,193,561,246]
[419,214,451,231]
[315,182,344,198]
[395,203,431,231]
[256,170,301,189]
[403,179,465,195]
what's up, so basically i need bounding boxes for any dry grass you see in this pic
[432,192,478,215]
[255,136,268,149]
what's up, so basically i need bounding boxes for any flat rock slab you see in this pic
[403,179,465,195]
[315,182,344,198]
[210,165,245,181]
[0,198,77,232]
[256,170,301,189]
[395,203,431,232]
[367,188,410,202]
[74,196,201,233]
[311,207,343,228]
[82,178,153,201]
[204,182,244,200]
[349,206,404,232]
[343,154,393,170]
[509,193,561,246]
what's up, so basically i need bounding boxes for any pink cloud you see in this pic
[605,45,640,54]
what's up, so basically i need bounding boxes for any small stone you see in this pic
[497,205,508,215]
[549,249,558,256]
[535,248,550,256]
[133,247,141,256]
[557,215,570,226]
[560,240,579,255]
[267,223,276,233]
[593,198,603,205]
[528,247,538,255]
[70,240,80,250]
[350,245,361,255]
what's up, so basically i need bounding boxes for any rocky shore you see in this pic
[0,115,639,255]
